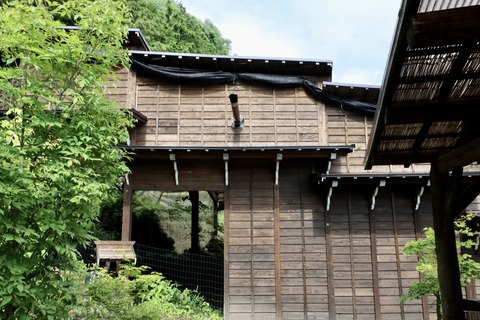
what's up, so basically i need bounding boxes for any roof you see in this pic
[127,28,151,51]
[323,82,380,105]
[123,145,355,160]
[129,51,333,78]
[365,0,480,169]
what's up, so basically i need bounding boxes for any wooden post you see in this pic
[430,162,465,320]
[121,185,133,241]
[189,191,200,254]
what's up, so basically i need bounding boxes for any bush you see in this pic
[69,263,223,320]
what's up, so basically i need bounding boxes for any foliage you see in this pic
[70,263,223,320]
[126,0,231,54]
[0,0,132,318]
[401,213,480,318]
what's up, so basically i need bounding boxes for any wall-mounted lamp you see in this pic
[229,94,244,128]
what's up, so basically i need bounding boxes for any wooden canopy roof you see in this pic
[365,0,480,169]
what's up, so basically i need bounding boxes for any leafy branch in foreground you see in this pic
[401,213,480,319]
[0,0,132,318]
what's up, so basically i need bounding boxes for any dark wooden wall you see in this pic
[226,159,435,320]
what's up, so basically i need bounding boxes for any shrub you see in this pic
[69,263,223,320]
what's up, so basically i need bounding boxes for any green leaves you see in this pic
[127,0,231,54]
[0,0,133,318]
[69,263,223,320]
[401,213,480,318]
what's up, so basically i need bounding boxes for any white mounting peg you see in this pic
[326,180,338,211]
[415,186,425,211]
[371,180,386,211]
[169,154,179,185]
[223,153,229,186]
[326,153,337,174]
[275,153,283,185]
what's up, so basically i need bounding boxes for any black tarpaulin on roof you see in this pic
[132,59,377,114]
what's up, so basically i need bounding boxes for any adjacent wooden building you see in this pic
[113,24,480,319]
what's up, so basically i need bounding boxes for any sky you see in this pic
[178,0,402,86]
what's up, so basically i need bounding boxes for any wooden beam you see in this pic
[273,185,282,320]
[386,99,480,124]
[409,6,480,48]
[463,299,480,312]
[121,185,133,241]
[430,163,465,320]
[437,136,480,173]
[411,122,432,153]
[189,191,200,254]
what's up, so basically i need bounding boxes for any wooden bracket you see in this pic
[371,180,386,210]
[223,153,229,186]
[415,180,430,210]
[169,154,179,185]
[326,180,338,211]
[326,153,337,174]
[275,153,283,185]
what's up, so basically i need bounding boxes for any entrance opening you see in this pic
[130,190,225,309]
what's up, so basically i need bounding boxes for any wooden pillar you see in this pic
[189,191,200,254]
[430,163,465,320]
[121,185,133,241]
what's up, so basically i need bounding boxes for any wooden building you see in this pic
[113,24,480,319]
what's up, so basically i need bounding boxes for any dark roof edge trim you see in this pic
[122,145,355,152]
[319,172,480,180]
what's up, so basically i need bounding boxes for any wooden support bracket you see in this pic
[169,153,179,185]
[223,153,229,186]
[326,153,337,174]
[275,153,283,185]
[371,180,386,211]
[415,180,430,211]
[326,180,338,211]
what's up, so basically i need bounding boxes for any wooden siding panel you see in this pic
[227,164,278,319]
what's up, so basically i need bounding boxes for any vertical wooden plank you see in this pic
[127,69,137,110]
[369,205,382,319]
[391,192,406,320]
[249,168,255,320]
[177,86,181,146]
[224,186,231,319]
[189,191,200,254]
[121,185,133,241]
[294,88,299,143]
[300,169,307,320]
[325,210,336,319]
[248,86,252,144]
[274,185,282,320]
[155,85,159,145]
[344,115,351,172]
[273,89,277,144]
[201,87,205,145]
[347,193,358,320]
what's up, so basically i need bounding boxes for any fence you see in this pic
[79,243,224,309]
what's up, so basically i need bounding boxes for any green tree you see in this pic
[127,0,231,54]
[0,0,132,318]
[401,213,480,319]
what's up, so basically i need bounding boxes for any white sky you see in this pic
[178,0,402,86]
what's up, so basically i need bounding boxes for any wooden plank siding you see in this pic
[226,159,432,320]
[109,70,436,176]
